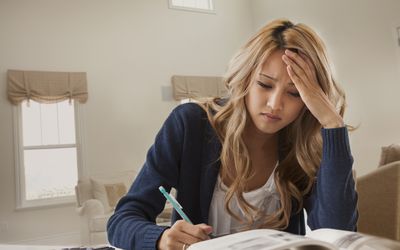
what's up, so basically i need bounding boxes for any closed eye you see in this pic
[257,81,272,89]
[257,81,300,97]
[289,92,300,97]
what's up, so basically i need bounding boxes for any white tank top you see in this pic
[208,166,280,237]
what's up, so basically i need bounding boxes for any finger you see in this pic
[283,53,317,91]
[171,241,187,250]
[286,65,303,89]
[170,240,190,250]
[179,242,190,250]
[168,222,205,248]
[282,53,301,73]
[298,52,318,81]
[298,51,309,63]
[285,50,318,87]
[176,232,205,249]
[298,51,314,68]
[282,54,306,81]
[196,223,212,240]
[198,223,213,235]
[285,49,309,71]
[176,221,210,242]
[180,228,207,243]
[285,50,313,77]
[184,223,211,240]
[160,227,190,250]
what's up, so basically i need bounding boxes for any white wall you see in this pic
[0,0,253,243]
[1,0,400,244]
[250,0,400,176]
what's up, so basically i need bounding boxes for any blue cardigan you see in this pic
[107,103,358,250]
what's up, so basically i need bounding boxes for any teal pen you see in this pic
[159,186,193,224]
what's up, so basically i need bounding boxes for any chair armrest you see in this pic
[356,161,400,240]
[158,203,173,219]
[77,199,107,217]
[156,203,173,225]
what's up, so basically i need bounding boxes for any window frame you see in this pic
[13,100,86,210]
[168,0,216,14]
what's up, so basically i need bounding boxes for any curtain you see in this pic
[7,69,88,105]
[171,75,227,100]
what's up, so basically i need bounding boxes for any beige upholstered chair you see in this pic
[75,171,172,245]
[357,144,400,241]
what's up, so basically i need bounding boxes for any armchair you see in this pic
[356,144,400,241]
[75,171,173,245]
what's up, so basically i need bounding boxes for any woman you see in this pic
[107,19,358,250]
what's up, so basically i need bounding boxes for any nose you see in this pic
[267,90,283,112]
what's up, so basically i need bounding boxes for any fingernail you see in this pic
[285,49,293,55]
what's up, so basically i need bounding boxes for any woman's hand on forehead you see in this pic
[281,49,344,128]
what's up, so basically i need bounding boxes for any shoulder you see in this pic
[171,102,208,123]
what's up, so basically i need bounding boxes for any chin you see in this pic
[255,124,283,135]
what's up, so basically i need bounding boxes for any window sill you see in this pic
[168,5,216,14]
[15,196,76,211]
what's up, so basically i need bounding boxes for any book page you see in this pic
[307,229,400,250]
[188,229,336,250]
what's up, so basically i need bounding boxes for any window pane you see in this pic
[24,147,78,200]
[171,0,213,10]
[22,101,42,146]
[41,103,59,145]
[184,0,195,8]
[198,0,211,9]
[172,0,184,6]
[58,101,76,144]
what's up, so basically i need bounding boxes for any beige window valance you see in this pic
[171,75,228,100]
[7,69,88,105]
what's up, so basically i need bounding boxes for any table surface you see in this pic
[0,245,119,250]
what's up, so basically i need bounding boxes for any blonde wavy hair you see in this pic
[199,19,348,230]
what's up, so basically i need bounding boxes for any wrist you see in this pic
[322,117,345,129]
[320,111,344,128]
[157,228,169,250]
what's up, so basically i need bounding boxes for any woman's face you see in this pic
[245,49,305,135]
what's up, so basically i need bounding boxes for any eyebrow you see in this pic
[259,73,295,87]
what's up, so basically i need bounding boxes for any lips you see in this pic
[263,113,282,120]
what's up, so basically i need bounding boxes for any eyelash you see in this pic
[257,81,300,98]
[257,81,272,89]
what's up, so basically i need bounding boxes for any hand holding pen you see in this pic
[159,186,193,224]
[157,186,213,250]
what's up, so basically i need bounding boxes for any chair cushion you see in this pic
[104,182,127,208]
[91,177,129,212]
[379,144,400,166]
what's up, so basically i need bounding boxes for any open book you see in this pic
[188,228,400,250]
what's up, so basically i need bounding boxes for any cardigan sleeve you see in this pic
[304,127,358,231]
[107,105,188,250]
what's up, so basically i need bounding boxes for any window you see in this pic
[168,0,215,14]
[14,100,82,208]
